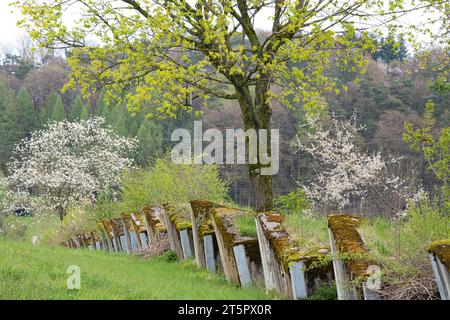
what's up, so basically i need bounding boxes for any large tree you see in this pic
[16,0,447,210]
[7,117,137,221]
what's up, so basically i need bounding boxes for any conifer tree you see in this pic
[50,95,65,122]
[16,88,36,136]
[68,95,84,121]
[136,120,163,166]
[40,90,58,125]
[79,104,90,120]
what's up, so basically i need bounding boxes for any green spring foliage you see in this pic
[94,156,228,220]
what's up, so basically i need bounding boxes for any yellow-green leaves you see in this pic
[14,0,443,120]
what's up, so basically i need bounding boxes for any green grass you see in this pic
[0,239,271,300]
[233,214,257,238]
[232,212,329,249]
[359,204,450,278]
[284,215,329,248]
[2,214,61,243]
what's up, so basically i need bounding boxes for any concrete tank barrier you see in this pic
[428,240,450,300]
[162,203,194,261]
[328,214,381,300]
[63,207,442,301]
[129,211,148,250]
[256,212,331,299]
[100,221,114,252]
[189,200,221,271]
[143,206,167,245]
[211,207,258,287]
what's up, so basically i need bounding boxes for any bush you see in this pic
[161,250,178,262]
[275,187,311,215]
[48,206,97,245]
[359,197,450,299]
[94,156,229,219]
[307,284,337,300]
[2,218,28,240]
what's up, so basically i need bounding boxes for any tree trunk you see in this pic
[248,163,273,211]
[236,84,273,211]
[57,206,65,222]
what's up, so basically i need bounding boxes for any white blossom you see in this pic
[295,114,414,215]
[7,117,137,220]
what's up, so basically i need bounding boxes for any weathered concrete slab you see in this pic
[203,234,216,273]
[328,214,380,300]
[256,212,330,299]
[143,206,166,245]
[233,244,252,287]
[428,240,450,300]
[190,200,219,268]
[180,229,193,259]
[161,203,189,261]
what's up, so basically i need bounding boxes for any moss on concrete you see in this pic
[143,206,167,233]
[211,207,242,250]
[428,239,450,272]
[328,214,370,278]
[163,203,192,231]
[257,213,329,271]
[121,213,134,231]
[111,218,125,236]
[101,220,113,238]
[130,211,147,233]
[190,200,218,237]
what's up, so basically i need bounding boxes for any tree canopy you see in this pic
[15,0,448,210]
[7,117,137,220]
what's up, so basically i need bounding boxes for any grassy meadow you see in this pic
[0,239,271,300]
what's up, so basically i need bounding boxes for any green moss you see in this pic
[258,213,330,271]
[328,214,370,278]
[211,207,242,250]
[143,206,166,233]
[428,239,450,271]
[190,200,218,237]
[163,203,192,231]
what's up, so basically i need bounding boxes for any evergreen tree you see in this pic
[40,90,58,125]
[68,95,85,121]
[79,104,90,120]
[0,84,12,126]
[16,88,36,135]
[0,84,20,172]
[50,95,65,122]
[95,91,107,118]
[110,105,129,137]
[136,120,163,166]
[127,115,140,137]
[372,34,408,63]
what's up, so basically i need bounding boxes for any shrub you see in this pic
[275,187,311,215]
[360,196,450,299]
[307,284,337,300]
[2,218,28,240]
[48,206,97,245]
[95,156,229,218]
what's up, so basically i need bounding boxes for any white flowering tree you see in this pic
[7,117,137,221]
[295,114,415,216]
